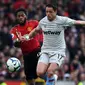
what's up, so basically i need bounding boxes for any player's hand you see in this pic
[18,36,27,42]
[16,29,30,42]
[17,34,29,42]
[23,34,30,41]
[16,30,25,42]
[19,34,30,42]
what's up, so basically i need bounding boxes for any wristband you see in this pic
[24,34,30,40]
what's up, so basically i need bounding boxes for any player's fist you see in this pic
[23,34,30,40]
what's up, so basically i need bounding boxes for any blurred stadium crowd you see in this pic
[0,0,85,84]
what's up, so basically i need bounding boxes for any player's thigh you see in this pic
[37,53,49,75]
[50,54,65,67]
[23,50,39,80]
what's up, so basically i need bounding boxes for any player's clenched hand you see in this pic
[16,29,30,42]
[17,34,30,42]
[16,30,23,42]
[18,36,26,42]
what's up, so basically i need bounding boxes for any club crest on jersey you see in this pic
[27,27,32,31]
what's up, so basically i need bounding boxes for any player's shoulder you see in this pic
[39,16,47,23]
[10,25,18,33]
[12,25,18,29]
[57,15,68,20]
[28,20,39,24]
[11,25,18,31]
[56,15,69,22]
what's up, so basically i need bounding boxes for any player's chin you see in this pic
[19,21,25,25]
[48,17,53,21]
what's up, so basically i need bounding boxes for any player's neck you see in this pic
[48,16,56,21]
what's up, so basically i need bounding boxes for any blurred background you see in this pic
[0,0,85,85]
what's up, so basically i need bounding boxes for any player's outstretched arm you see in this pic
[75,20,85,25]
[29,26,41,39]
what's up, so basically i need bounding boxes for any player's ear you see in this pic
[24,12,28,19]
[55,9,57,13]
[25,15,27,19]
[24,14,27,19]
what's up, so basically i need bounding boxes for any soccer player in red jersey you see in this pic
[10,8,41,85]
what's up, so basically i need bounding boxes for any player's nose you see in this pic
[47,12,50,16]
[18,15,23,19]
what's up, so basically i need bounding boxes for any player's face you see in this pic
[16,11,27,24]
[46,7,57,21]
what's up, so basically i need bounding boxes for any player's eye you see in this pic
[17,14,24,18]
[46,11,53,14]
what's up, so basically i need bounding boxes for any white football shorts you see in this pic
[38,52,65,67]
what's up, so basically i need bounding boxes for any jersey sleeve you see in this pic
[62,17,76,26]
[10,28,17,41]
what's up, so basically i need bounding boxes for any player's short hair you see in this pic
[46,4,57,11]
[15,8,27,16]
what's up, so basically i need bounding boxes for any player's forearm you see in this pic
[29,29,39,39]
[75,20,85,25]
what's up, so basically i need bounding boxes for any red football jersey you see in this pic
[10,20,40,54]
